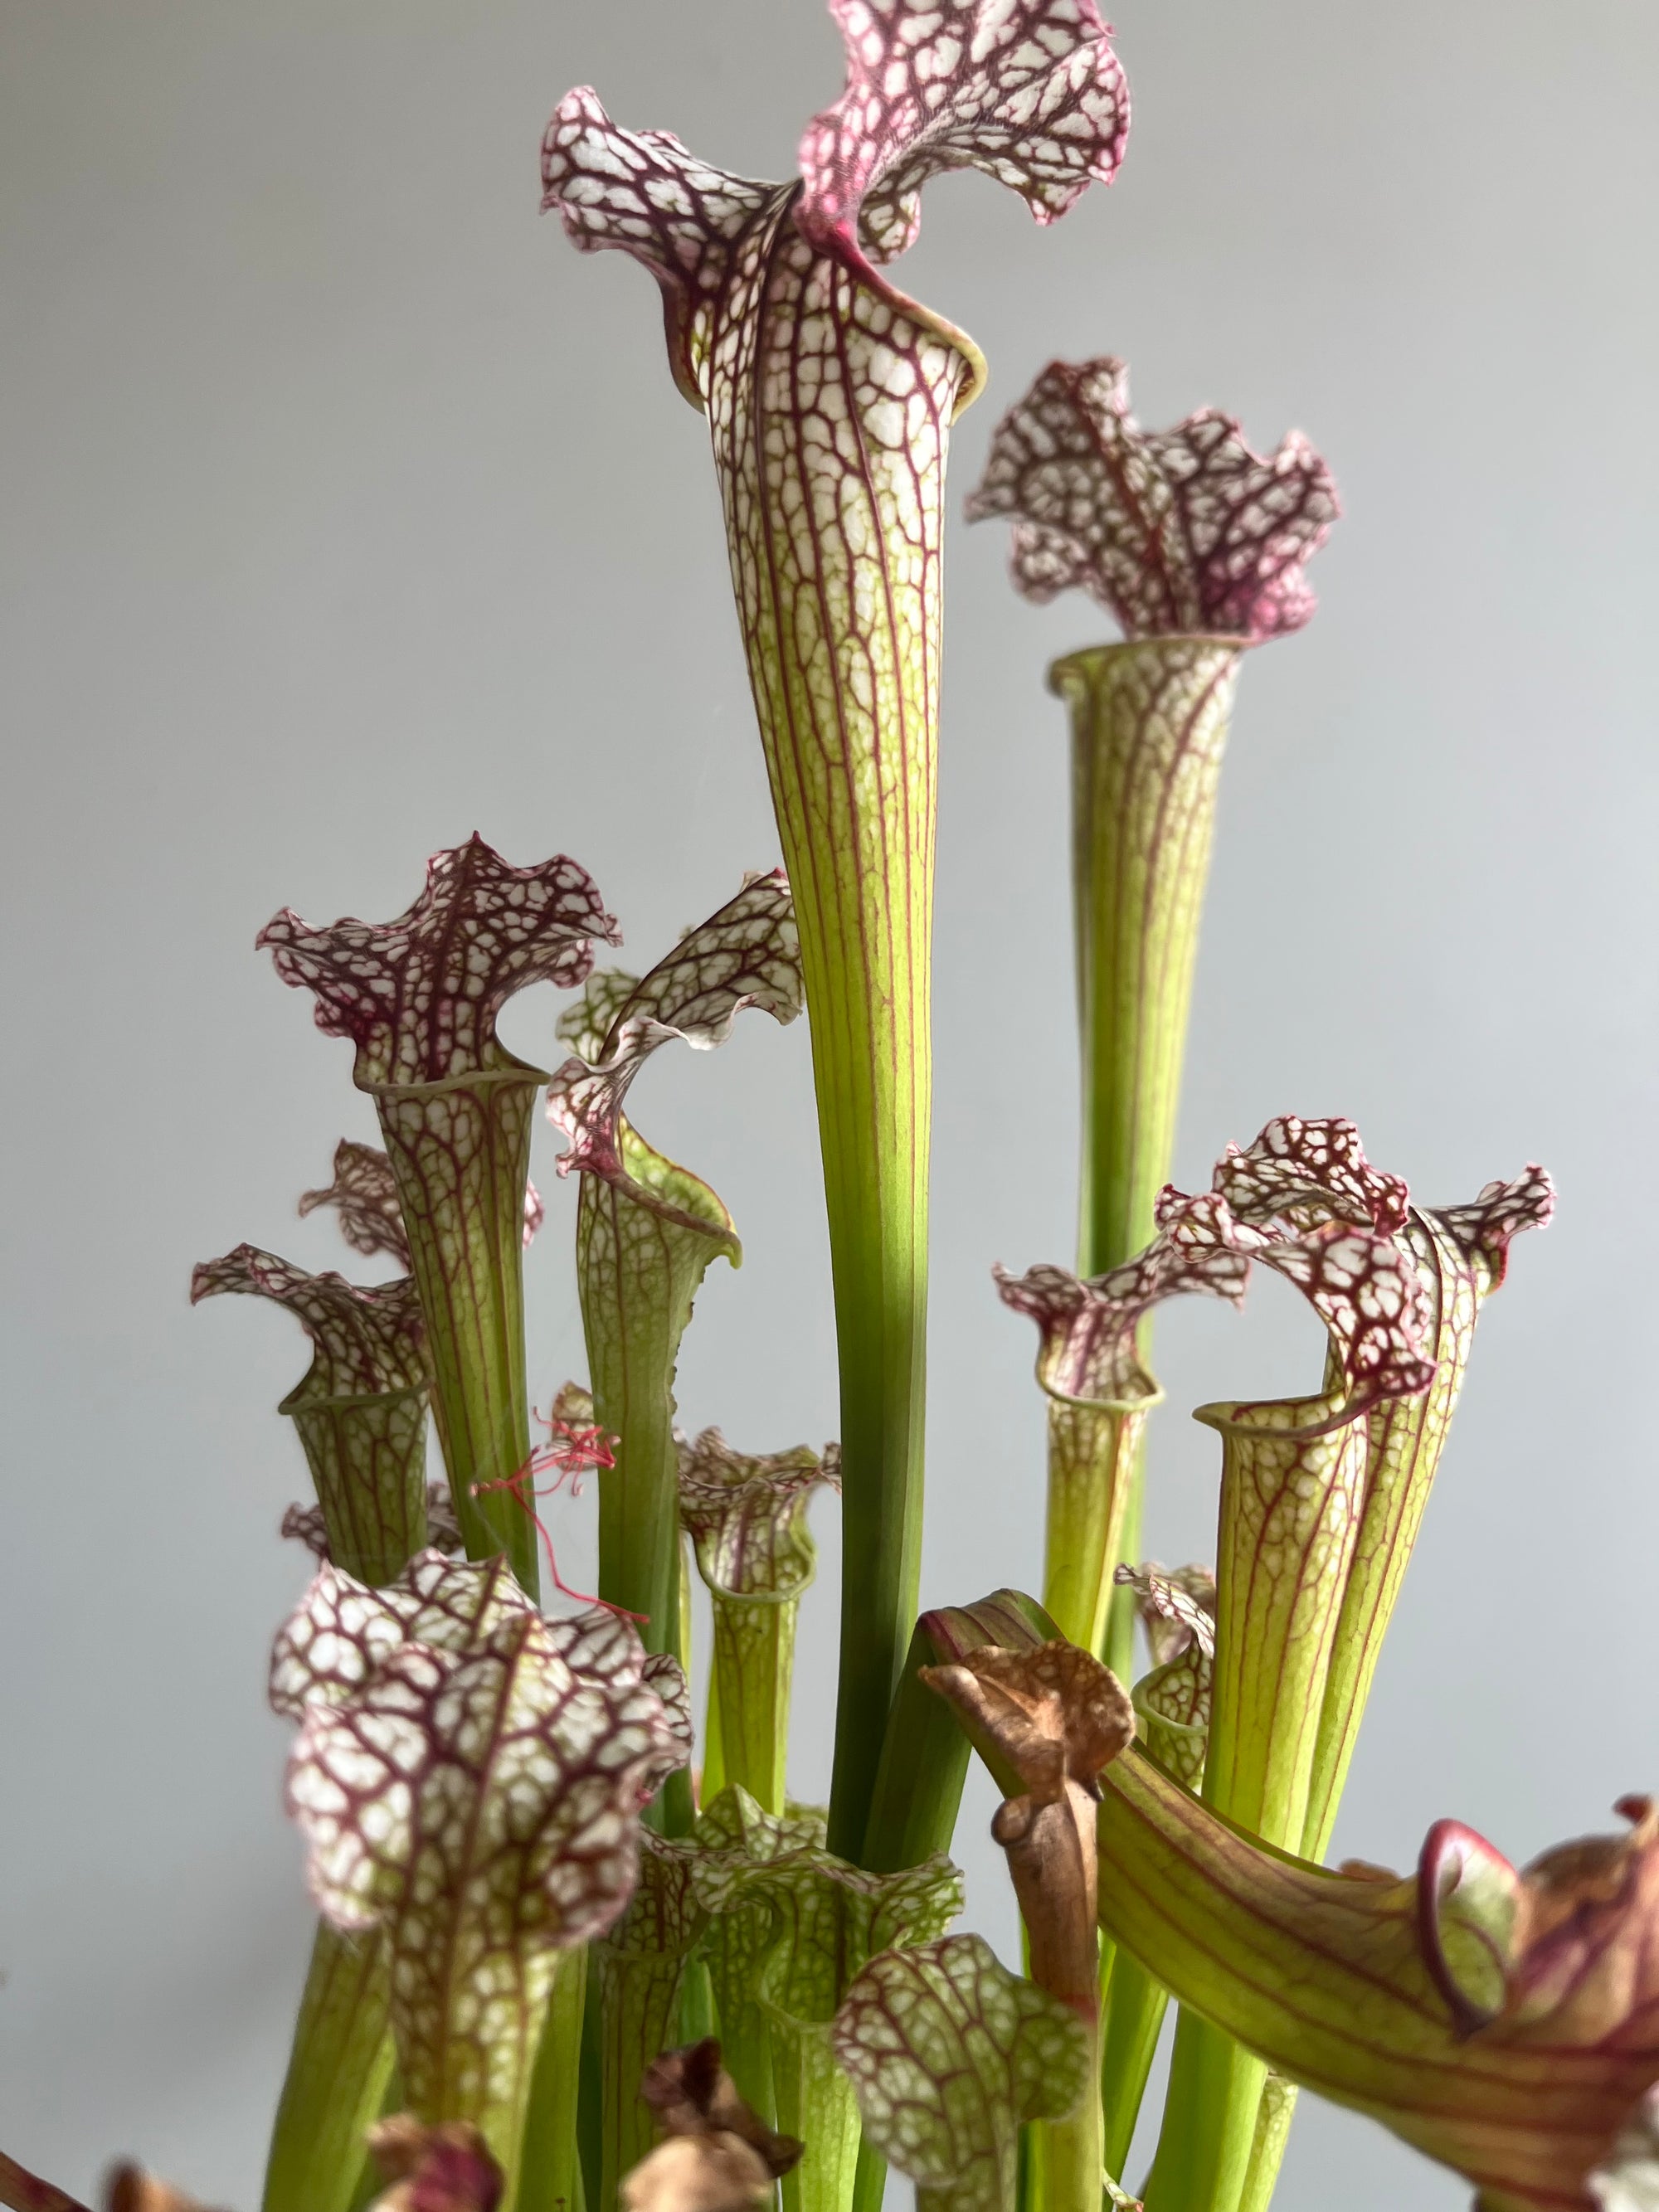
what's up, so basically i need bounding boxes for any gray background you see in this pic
[2,0,1655,2201]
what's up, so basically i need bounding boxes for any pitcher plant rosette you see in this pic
[8,6,1641,2212]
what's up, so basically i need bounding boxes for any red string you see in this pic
[471,1415,647,1621]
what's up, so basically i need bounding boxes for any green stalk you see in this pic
[772,2025,865,2212]
[283,1373,430,1587]
[577,1140,736,1650]
[1238,1177,1552,2211]
[680,1433,836,1817]
[261,1929,394,2212]
[1055,639,1241,1675]
[1051,638,1243,2165]
[1101,1586,1215,2179]
[518,1947,588,2212]
[1098,1952,1165,2183]
[708,1592,796,1815]
[375,1065,542,1592]
[863,1591,1060,1873]
[189,1250,429,2212]
[1041,1397,1148,1656]
[1144,1393,1366,2212]
[1060,638,1240,1278]
[594,1842,703,2212]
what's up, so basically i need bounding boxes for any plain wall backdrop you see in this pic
[2,0,1656,2201]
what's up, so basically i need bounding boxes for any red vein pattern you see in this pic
[688,1785,963,2210]
[272,1553,688,2157]
[300,1140,543,1266]
[1303,1161,1554,1859]
[797,0,1127,264]
[994,1192,1248,1410]
[543,0,1125,1847]
[190,1245,426,1401]
[967,357,1339,642]
[832,1933,1090,2210]
[1146,1123,1551,2202]
[300,1140,414,1266]
[1214,1114,1410,1237]
[547,870,801,1232]
[1094,1748,1659,2211]
[992,1192,1241,1651]
[261,839,618,1587]
[678,1431,841,1602]
[259,835,616,1091]
[1116,1563,1217,1790]
[1118,1564,1215,1672]
[191,1244,431,1587]
[547,880,805,1646]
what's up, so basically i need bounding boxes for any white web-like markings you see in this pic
[832,1933,1089,2212]
[993,1189,1247,1409]
[795,0,1127,262]
[1118,1564,1216,1670]
[1117,1564,1218,1787]
[270,1552,689,2122]
[686,1783,962,2030]
[542,7,1126,1226]
[967,357,1339,643]
[678,1429,841,1601]
[1180,1115,1553,1422]
[189,1243,426,1401]
[299,1138,543,1264]
[299,1140,414,1266]
[547,873,801,1231]
[259,835,619,1091]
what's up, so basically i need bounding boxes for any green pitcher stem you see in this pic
[1055,637,1241,1680]
[1099,1951,1168,2185]
[575,1143,732,1655]
[392,1944,559,2203]
[1146,1398,1365,2212]
[773,2021,864,2212]
[260,1926,393,2212]
[1057,639,1241,1275]
[703,237,970,1864]
[375,1068,541,1591]
[811,947,931,1860]
[285,1379,431,1588]
[1146,2012,1268,2212]
[596,1949,692,2212]
[1027,2020,1102,2212]
[1042,1398,1146,1655]
[264,1387,427,2209]
[708,1590,797,1816]
[518,1947,588,2212]
[1235,2074,1297,2212]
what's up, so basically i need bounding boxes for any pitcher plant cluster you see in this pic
[8,7,1647,2212]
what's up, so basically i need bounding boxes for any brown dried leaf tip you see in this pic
[103,2171,226,2212]
[366,2117,504,2212]
[922,1641,1133,2019]
[922,1640,1134,1810]
[0,2148,90,2212]
[623,2038,803,2212]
